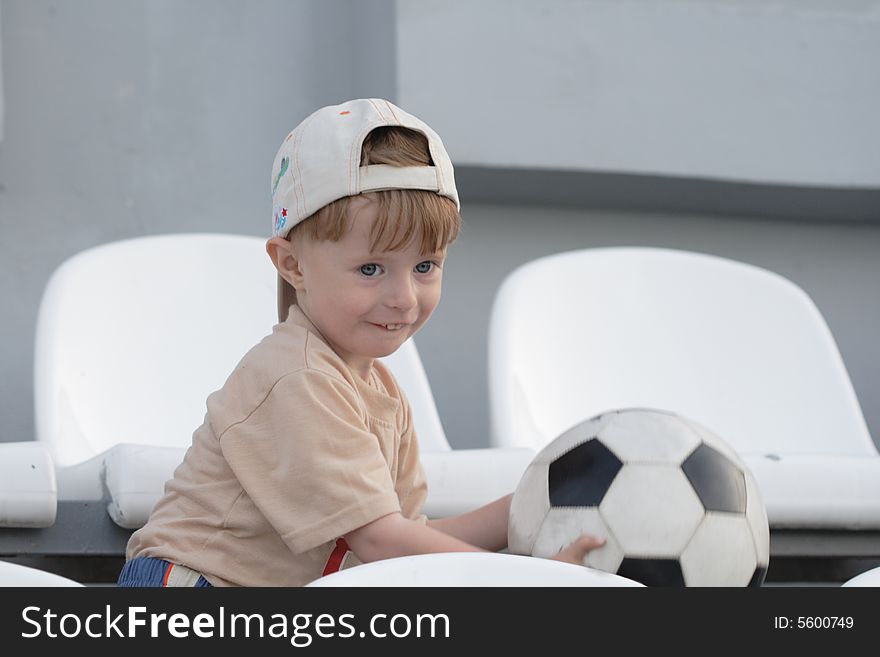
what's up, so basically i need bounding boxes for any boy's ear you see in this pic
[265,236,304,289]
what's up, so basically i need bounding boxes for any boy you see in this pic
[119,98,601,586]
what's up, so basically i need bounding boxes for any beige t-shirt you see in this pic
[126,305,428,586]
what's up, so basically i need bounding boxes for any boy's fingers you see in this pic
[563,534,605,563]
[574,535,606,551]
[555,534,606,563]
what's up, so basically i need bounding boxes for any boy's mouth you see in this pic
[371,322,408,331]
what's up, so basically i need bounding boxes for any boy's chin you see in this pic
[370,344,403,359]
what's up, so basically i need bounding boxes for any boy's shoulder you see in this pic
[206,308,408,436]
[204,317,354,427]
[238,317,356,393]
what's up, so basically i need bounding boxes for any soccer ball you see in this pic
[508,408,770,586]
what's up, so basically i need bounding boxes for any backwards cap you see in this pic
[270,98,459,238]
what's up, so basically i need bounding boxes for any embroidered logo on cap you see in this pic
[272,156,289,196]
[273,206,288,236]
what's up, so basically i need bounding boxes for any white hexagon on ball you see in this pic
[531,506,624,574]
[600,464,704,556]
[681,513,758,586]
[597,408,702,465]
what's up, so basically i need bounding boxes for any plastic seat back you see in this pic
[488,247,874,459]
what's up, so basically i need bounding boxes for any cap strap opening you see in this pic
[358,164,441,193]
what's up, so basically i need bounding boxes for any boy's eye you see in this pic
[360,262,438,276]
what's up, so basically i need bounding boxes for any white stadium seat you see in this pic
[307,552,643,587]
[841,565,880,587]
[488,247,880,532]
[0,560,83,587]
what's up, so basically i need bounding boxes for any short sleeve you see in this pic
[394,397,429,521]
[219,369,403,554]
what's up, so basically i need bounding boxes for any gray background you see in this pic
[1,0,878,452]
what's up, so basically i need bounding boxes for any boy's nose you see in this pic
[384,275,418,311]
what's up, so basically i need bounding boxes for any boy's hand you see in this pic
[550,534,606,566]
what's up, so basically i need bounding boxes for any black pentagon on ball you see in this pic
[548,438,622,507]
[618,558,686,587]
[681,443,747,513]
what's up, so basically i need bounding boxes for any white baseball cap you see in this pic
[270,98,459,238]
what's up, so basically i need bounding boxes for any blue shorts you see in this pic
[117,556,213,587]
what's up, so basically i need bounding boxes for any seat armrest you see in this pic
[92,443,880,531]
[0,442,57,528]
[102,444,537,529]
[420,447,535,517]
[743,453,880,529]
[103,444,187,529]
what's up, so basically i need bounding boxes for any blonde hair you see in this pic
[278,126,462,321]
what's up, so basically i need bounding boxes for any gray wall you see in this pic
[1,0,878,453]
[0,0,396,443]
[399,0,880,187]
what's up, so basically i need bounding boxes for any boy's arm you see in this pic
[344,512,488,563]
[425,493,513,552]
[344,501,604,566]
[344,493,512,561]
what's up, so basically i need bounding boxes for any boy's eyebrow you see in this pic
[355,249,447,260]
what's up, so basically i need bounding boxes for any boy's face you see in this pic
[288,195,446,380]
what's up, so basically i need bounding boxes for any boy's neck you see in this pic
[353,362,374,385]
[289,305,375,385]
